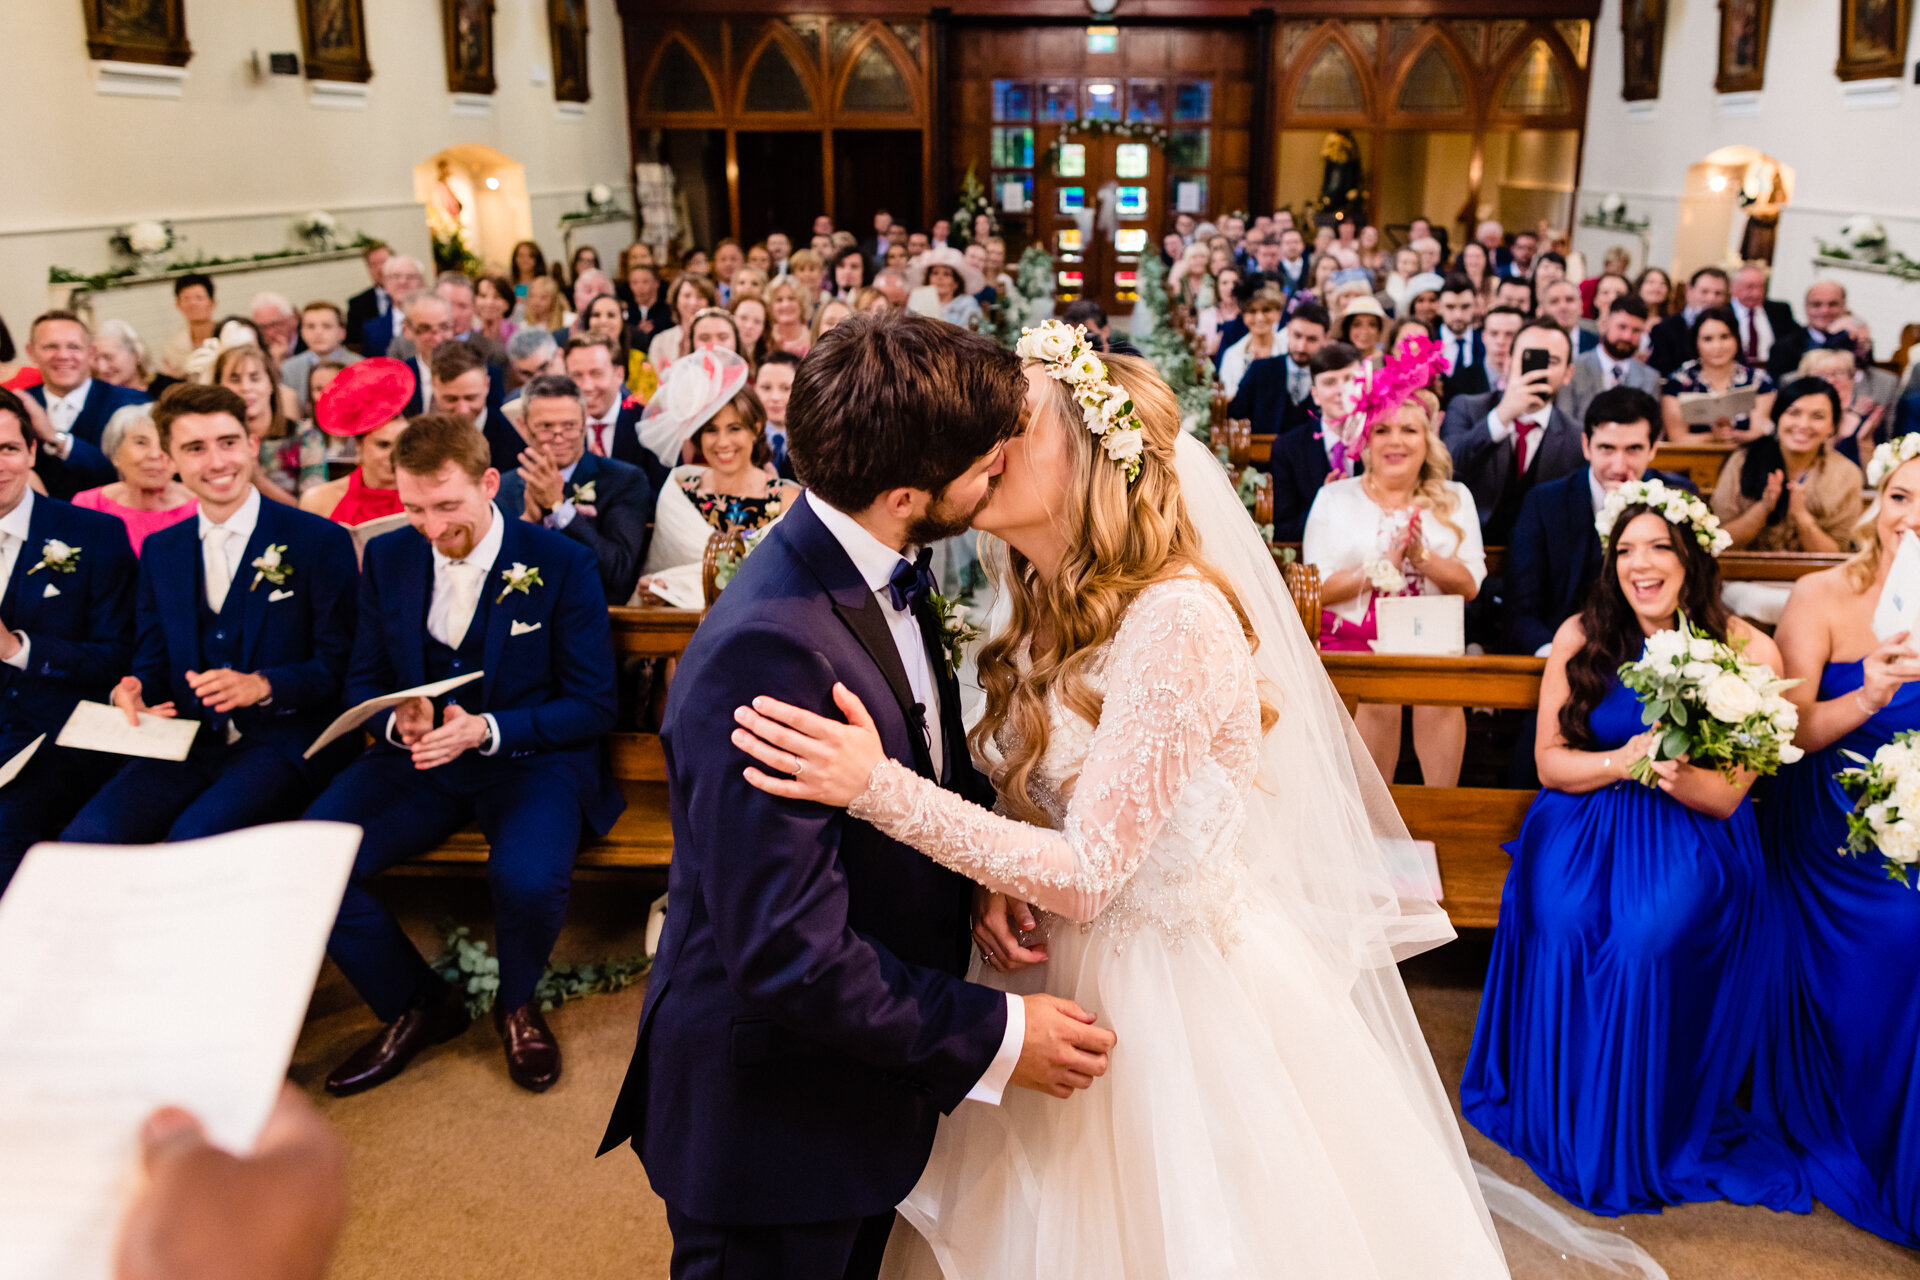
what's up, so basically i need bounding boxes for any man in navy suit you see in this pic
[343,241,391,355]
[1228,302,1328,436]
[565,334,657,485]
[1435,276,1489,403]
[22,311,137,498]
[1268,342,1363,543]
[356,255,426,358]
[1504,387,1695,657]
[1648,266,1730,375]
[497,374,653,603]
[308,414,621,1096]
[600,314,1114,1280]
[62,384,359,843]
[431,341,522,473]
[0,389,136,888]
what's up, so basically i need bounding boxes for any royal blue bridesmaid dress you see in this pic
[1460,673,1807,1215]
[1755,659,1920,1247]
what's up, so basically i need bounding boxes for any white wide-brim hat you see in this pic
[638,346,751,464]
[906,246,987,295]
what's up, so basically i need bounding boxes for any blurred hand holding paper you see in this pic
[1872,531,1920,642]
[56,700,199,761]
[303,670,484,759]
[0,822,359,1280]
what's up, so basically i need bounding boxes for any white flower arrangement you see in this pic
[1362,555,1406,595]
[1015,320,1146,482]
[111,219,175,263]
[292,210,337,249]
[1868,435,1920,488]
[26,539,81,575]
[1618,616,1803,786]
[1599,192,1625,219]
[1837,731,1920,886]
[1597,478,1731,557]
[1840,214,1889,254]
[588,183,614,209]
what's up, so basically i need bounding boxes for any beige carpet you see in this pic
[293,876,1920,1279]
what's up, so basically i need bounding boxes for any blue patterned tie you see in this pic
[887,549,935,613]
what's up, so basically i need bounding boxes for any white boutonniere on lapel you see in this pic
[496,561,543,604]
[249,544,291,591]
[926,591,980,680]
[25,539,80,575]
[568,480,596,506]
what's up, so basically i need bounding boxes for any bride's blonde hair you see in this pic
[971,352,1277,826]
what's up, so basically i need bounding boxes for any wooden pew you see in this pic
[1274,545,1842,589]
[1652,441,1736,493]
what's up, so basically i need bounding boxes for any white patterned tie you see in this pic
[440,561,484,649]
[203,527,232,614]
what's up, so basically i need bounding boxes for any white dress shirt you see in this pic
[43,379,91,439]
[809,496,1024,1105]
[1485,405,1555,472]
[545,458,583,531]
[1443,327,1477,375]
[0,489,38,671]
[585,404,621,459]
[388,504,504,755]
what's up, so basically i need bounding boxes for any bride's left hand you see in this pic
[734,683,886,807]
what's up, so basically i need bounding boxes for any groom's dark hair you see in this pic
[787,311,1024,512]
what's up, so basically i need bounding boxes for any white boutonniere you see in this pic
[927,591,981,679]
[568,480,596,506]
[26,539,80,575]
[249,544,291,590]
[496,562,543,603]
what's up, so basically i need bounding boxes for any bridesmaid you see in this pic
[1461,482,1807,1216]
[1756,439,1920,1246]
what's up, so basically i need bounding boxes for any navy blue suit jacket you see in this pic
[606,403,671,494]
[1266,417,1353,544]
[1228,355,1316,436]
[25,382,140,499]
[496,451,654,604]
[25,379,149,449]
[0,496,135,753]
[1503,464,1697,655]
[600,492,1008,1224]
[135,500,358,774]
[360,310,397,359]
[350,513,621,833]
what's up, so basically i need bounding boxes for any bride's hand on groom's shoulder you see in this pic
[733,683,886,807]
[974,888,1047,973]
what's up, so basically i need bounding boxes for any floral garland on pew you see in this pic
[1039,120,1172,171]
[431,923,650,1019]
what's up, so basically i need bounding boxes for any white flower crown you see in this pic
[1596,478,1732,557]
[1868,435,1920,488]
[1015,320,1146,482]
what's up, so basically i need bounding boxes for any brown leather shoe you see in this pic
[495,1002,562,1093]
[325,981,472,1097]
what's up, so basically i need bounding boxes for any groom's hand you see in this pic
[1012,995,1115,1099]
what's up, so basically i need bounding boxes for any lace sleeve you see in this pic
[848,580,1250,922]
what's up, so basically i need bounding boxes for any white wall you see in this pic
[1,0,633,345]
[1575,0,1920,358]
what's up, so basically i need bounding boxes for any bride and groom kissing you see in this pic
[599,312,1553,1279]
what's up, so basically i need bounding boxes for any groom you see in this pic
[601,313,1116,1279]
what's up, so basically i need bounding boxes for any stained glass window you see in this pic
[992,80,1032,121]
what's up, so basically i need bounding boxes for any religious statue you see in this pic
[1315,131,1365,227]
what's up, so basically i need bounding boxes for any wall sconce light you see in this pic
[1707,173,1728,192]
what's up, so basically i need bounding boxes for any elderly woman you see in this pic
[1800,347,1885,466]
[92,319,157,395]
[72,404,197,554]
[910,248,986,329]
[1713,377,1864,554]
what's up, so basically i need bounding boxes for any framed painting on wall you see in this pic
[298,0,371,83]
[548,0,590,103]
[1620,0,1666,101]
[1714,0,1772,94]
[443,0,496,95]
[81,0,192,66]
[1837,0,1912,81]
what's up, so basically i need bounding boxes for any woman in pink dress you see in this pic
[72,404,197,554]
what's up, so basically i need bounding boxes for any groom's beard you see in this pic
[905,483,990,547]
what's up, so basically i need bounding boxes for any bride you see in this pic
[730,323,1662,1278]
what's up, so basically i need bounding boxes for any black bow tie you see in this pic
[887,549,934,613]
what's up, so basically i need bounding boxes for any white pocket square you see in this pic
[510,620,542,636]
[42,583,60,598]
[269,589,295,602]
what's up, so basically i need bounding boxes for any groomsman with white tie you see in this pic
[307,414,621,1097]
[63,383,360,844]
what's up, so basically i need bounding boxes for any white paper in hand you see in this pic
[56,700,199,761]
[0,822,359,1280]
[0,733,45,790]
[303,670,484,758]
[1873,532,1920,642]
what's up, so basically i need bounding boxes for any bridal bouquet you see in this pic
[1616,618,1803,785]
[1836,732,1920,886]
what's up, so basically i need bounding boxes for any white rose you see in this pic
[1600,193,1624,217]
[1881,820,1920,864]
[1067,352,1106,385]
[1032,325,1076,364]
[1875,741,1915,772]
[1868,802,1893,830]
[257,547,281,568]
[1779,743,1805,765]
[1102,426,1144,465]
[590,182,613,206]
[1892,770,1920,819]
[128,220,169,254]
[1644,630,1689,665]
[43,540,72,561]
[1682,661,1717,682]
[1688,637,1719,661]
[1704,672,1764,723]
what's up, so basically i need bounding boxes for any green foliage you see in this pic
[984,244,1057,350]
[431,227,484,280]
[951,162,997,245]
[50,231,379,293]
[429,923,652,1018]
[1615,616,1804,787]
[1133,254,1216,439]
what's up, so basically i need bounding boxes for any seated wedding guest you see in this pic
[159,274,218,378]
[93,319,157,397]
[1530,252,1567,291]
[1757,441,1920,1248]
[1712,377,1863,553]
[626,263,673,346]
[1455,242,1492,296]
[1410,235,1444,276]
[765,276,813,357]
[72,405,197,553]
[1269,341,1363,542]
[1588,271,1631,326]
[1384,317,1438,362]
[1436,275,1489,401]
[582,295,632,382]
[0,387,136,888]
[1383,246,1423,315]
[563,245,601,294]
[62,381,358,847]
[728,265,768,304]
[565,333,651,483]
[1774,279,1873,374]
[1504,387,1689,656]
[1662,306,1776,442]
[1557,294,1660,426]
[1227,298,1326,436]
[1305,382,1483,785]
[564,269,617,343]
[638,351,796,593]
[712,240,745,300]
[504,326,562,401]
[764,231,791,275]
[1492,275,1535,317]
[872,267,910,312]
[754,350,799,480]
[24,311,146,472]
[1635,265,1676,322]
[473,273,518,350]
[394,292,453,416]
[498,374,652,604]
[1479,305,1526,397]
[830,245,867,302]
[1649,266,1731,375]
[431,341,524,475]
[1196,266,1242,358]
[909,249,986,329]
[1336,295,1386,363]
[519,275,572,339]
[345,241,390,354]
[1580,247,1632,314]
[729,293,770,370]
[280,301,361,419]
[1461,481,1806,1218]
[1217,287,1284,398]
[216,343,319,507]
[680,246,713,278]
[1800,346,1893,466]
[357,255,426,359]
[648,271,721,371]
[1400,272,1445,328]
[811,297,854,346]
[1540,280,1597,355]
[250,293,299,366]
[307,414,621,1095]
[1442,319,1580,542]
[787,248,826,301]
[299,358,412,525]
[685,307,744,363]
